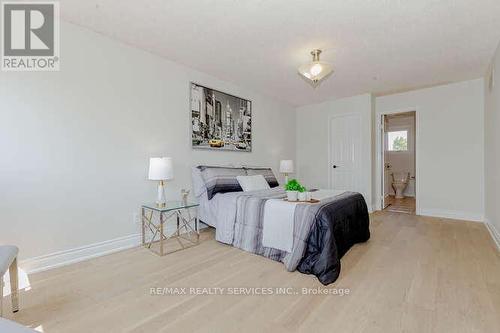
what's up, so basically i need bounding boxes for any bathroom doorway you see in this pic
[381,111,416,214]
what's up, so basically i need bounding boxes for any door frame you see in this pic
[375,107,420,214]
[328,112,363,193]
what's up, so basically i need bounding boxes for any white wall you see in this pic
[384,113,416,197]
[0,22,296,262]
[484,42,500,245]
[296,94,373,210]
[376,79,484,221]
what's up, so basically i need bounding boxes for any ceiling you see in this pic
[58,0,500,106]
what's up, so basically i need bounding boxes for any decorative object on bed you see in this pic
[148,157,173,208]
[236,175,271,192]
[197,165,246,200]
[244,167,279,188]
[286,191,298,201]
[191,82,252,152]
[279,160,294,183]
[306,191,312,201]
[284,179,305,202]
[298,191,308,201]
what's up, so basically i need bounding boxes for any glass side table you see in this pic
[141,201,200,256]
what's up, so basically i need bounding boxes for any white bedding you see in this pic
[262,199,297,252]
[198,190,243,244]
[193,166,346,248]
[197,187,347,247]
[198,188,283,244]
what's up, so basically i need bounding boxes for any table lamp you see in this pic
[148,157,173,208]
[279,160,294,184]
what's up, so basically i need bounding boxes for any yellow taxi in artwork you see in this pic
[209,139,224,148]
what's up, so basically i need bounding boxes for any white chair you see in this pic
[0,245,19,316]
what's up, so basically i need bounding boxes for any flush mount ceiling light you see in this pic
[298,49,334,87]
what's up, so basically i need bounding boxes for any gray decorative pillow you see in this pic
[197,166,247,199]
[244,167,279,188]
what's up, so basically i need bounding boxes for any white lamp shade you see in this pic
[279,160,294,173]
[148,157,173,180]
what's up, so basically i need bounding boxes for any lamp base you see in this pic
[156,181,166,207]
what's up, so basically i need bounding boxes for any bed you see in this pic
[192,166,370,285]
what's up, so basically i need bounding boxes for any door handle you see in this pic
[333,165,338,169]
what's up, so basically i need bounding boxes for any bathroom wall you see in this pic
[384,113,416,197]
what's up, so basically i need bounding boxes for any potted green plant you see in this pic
[285,179,304,201]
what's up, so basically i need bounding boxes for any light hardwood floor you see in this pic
[3,211,500,333]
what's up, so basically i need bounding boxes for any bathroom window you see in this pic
[387,130,408,151]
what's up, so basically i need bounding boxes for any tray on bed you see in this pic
[283,198,320,204]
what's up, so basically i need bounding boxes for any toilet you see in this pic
[391,172,410,199]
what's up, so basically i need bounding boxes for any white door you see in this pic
[329,114,362,193]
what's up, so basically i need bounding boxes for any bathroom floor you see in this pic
[384,195,416,214]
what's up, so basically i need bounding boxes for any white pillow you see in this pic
[236,175,271,192]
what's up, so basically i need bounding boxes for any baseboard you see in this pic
[20,234,142,274]
[485,219,500,251]
[20,222,208,274]
[418,208,483,222]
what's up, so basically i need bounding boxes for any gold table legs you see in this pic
[141,207,199,256]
